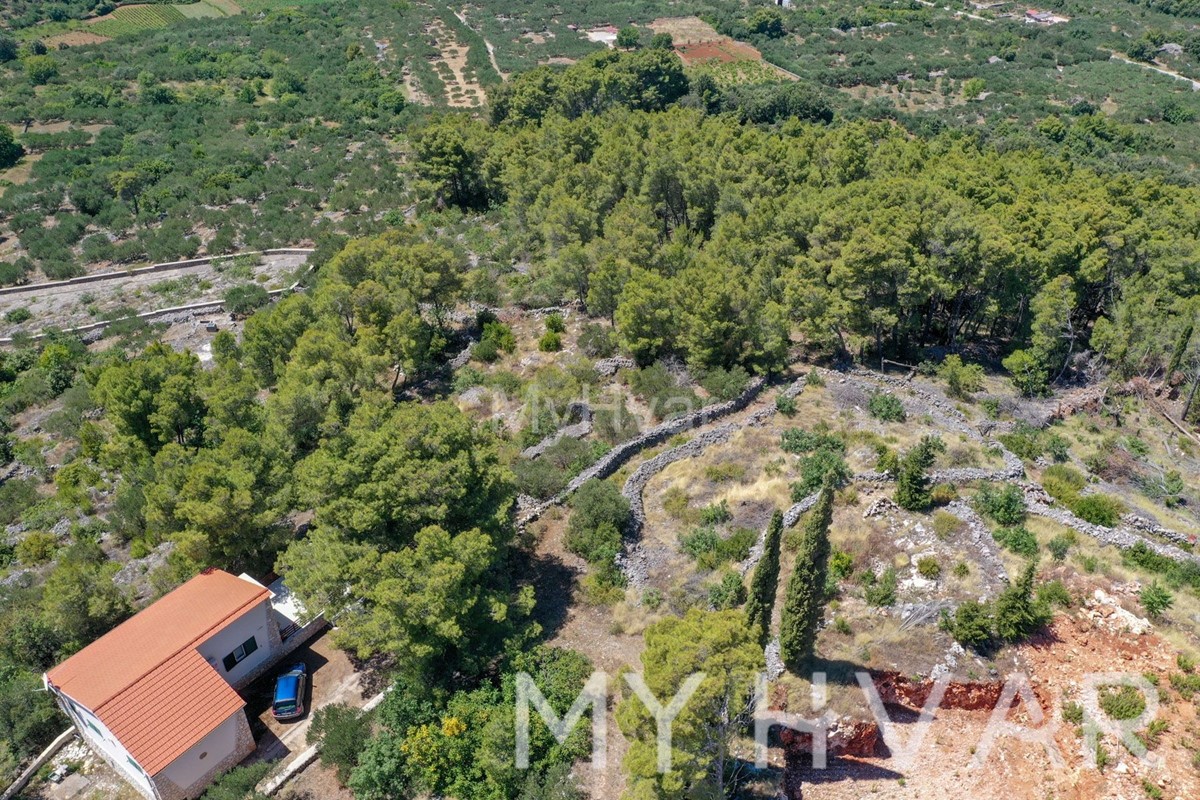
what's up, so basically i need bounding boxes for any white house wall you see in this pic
[56,694,157,799]
[194,600,281,689]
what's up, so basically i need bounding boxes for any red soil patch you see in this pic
[676,38,763,66]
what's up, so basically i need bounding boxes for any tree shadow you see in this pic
[518,550,577,640]
[796,756,906,784]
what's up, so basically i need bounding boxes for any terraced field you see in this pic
[89,4,186,37]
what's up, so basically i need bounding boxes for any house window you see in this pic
[221,636,258,672]
[86,719,103,737]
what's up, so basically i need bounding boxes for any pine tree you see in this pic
[745,510,784,646]
[780,484,834,672]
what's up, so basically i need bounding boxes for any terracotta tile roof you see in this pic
[46,570,269,775]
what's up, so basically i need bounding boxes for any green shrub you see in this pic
[999,422,1048,461]
[775,395,797,416]
[538,331,562,352]
[578,323,616,357]
[993,526,1039,558]
[863,567,898,607]
[708,571,746,610]
[1037,580,1073,608]
[703,462,746,483]
[867,392,906,422]
[15,531,57,564]
[1099,684,1147,721]
[0,479,39,526]
[474,319,516,362]
[933,511,963,539]
[642,588,663,610]
[1178,652,1197,673]
[223,283,270,315]
[544,313,565,334]
[1047,533,1074,562]
[699,500,732,525]
[1140,581,1173,618]
[930,483,958,505]
[307,704,372,783]
[1062,700,1084,725]
[4,308,32,324]
[627,362,701,421]
[917,557,941,579]
[937,355,984,399]
[513,438,604,499]
[1072,494,1124,527]
[199,763,272,800]
[943,600,993,649]
[780,428,844,455]
[976,483,1026,525]
[829,549,854,580]
[953,561,970,578]
[792,449,850,497]
[566,480,631,566]
[833,617,852,635]
[679,526,756,571]
[697,365,749,401]
[1042,464,1086,506]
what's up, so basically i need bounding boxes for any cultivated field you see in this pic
[88,4,187,37]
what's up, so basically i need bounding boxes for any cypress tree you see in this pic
[745,510,784,646]
[780,483,834,673]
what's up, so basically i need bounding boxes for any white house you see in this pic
[44,569,322,800]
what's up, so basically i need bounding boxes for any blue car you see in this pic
[271,663,307,720]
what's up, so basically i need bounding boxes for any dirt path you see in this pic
[452,7,508,80]
[1107,50,1200,90]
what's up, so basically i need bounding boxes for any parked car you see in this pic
[271,663,307,720]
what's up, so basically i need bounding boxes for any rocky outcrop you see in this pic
[593,356,637,376]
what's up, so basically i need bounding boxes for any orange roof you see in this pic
[46,570,269,775]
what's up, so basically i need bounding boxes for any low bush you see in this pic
[863,567,898,607]
[780,428,844,455]
[626,362,701,421]
[578,323,616,357]
[933,511,963,539]
[1042,464,1087,506]
[696,365,750,402]
[1072,494,1124,527]
[566,480,631,569]
[1047,533,1074,562]
[679,526,756,571]
[867,392,906,422]
[307,704,372,783]
[708,571,746,610]
[917,556,941,579]
[699,500,732,525]
[1099,684,1147,721]
[15,531,57,564]
[937,355,984,399]
[976,483,1026,525]
[931,483,958,505]
[223,283,270,316]
[993,526,1039,558]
